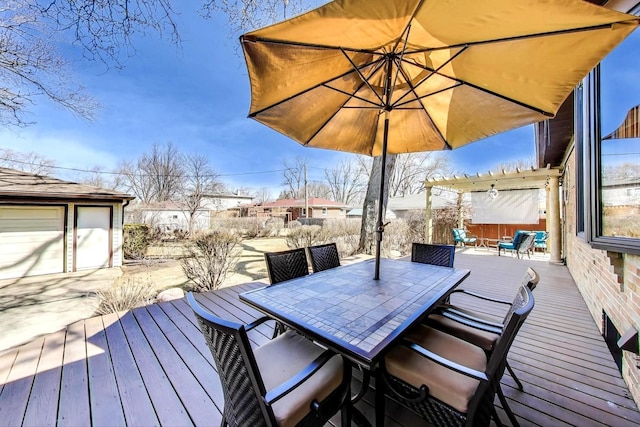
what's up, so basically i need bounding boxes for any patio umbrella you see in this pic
[240,0,638,279]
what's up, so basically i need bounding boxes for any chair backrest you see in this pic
[517,233,536,253]
[411,243,455,267]
[307,243,341,273]
[511,230,526,245]
[452,228,466,241]
[488,286,534,377]
[522,267,540,291]
[534,231,548,243]
[264,248,309,285]
[187,293,271,427]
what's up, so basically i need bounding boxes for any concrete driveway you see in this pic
[0,268,121,352]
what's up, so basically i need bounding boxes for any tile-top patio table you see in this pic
[240,258,470,370]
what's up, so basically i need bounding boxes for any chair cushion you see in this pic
[385,325,487,413]
[428,313,499,351]
[254,330,343,427]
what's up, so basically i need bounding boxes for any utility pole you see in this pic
[304,164,309,218]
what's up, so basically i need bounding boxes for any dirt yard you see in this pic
[120,237,291,292]
[120,236,374,293]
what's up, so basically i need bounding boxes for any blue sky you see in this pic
[0,2,536,193]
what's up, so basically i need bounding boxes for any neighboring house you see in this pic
[346,208,396,219]
[535,0,640,406]
[124,201,210,233]
[247,198,348,221]
[201,192,254,215]
[387,192,454,218]
[0,167,134,280]
[602,177,640,210]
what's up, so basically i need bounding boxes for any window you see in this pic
[322,207,328,215]
[582,4,640,254]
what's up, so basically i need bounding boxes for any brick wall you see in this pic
[563,149,640,406]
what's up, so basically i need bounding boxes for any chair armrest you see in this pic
[245,316,275,331]
[402,339,488,382]
[264,349,338,405]
[439,309,504,332]
[449,289,513,305]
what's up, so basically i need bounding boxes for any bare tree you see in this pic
[389,153,452,197]
[252,187,274,204]
[0,148,56,175]
[489,157,537,174]
[281,156,308,199]
[117,142,185,203]
[324,158,368,205]
[182,153,221,234]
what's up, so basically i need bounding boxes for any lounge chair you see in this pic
[452,228,478,247]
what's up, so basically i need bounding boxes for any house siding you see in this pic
[563,148,640,407]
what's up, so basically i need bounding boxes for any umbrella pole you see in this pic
[374,111,391,280]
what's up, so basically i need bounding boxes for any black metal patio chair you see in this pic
[264,248,310,336]
[307,243,340,273]
[425,268,540,426]
[377,285,534,427]
[411,243,455,268]
[264,248,310,285]
[187,293,352,427]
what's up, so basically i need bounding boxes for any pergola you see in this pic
[424,166,563,263]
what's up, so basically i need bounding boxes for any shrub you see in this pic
[123,224,150,260]
[95,275,155,315]
[181,230,242,292]
[285,219,361,258]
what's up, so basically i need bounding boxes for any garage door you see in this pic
[75,206,111,270]
[0,206,65,279]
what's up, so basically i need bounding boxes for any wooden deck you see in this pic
[1,251,639,426]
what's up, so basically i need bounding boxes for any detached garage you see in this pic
[0,167,134,280]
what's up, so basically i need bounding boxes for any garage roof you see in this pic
[0,167,134,201]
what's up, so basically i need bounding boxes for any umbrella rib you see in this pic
[392,46,468,107]
[302,80,371,147]
[340,48,386,107]
[242,35,385,56]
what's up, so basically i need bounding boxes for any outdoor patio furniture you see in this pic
[264,248,310,285]
[411,243,455,268]
[498,230,528,257]
[516,233,537,259]
[452,228,478,247]
[426,268,540,425]
[241,258,470,426]
[376,285,535,427]
[187,293,353,427]
[307,243,340,273]
[534,231,548,253]
[264,248,310,336]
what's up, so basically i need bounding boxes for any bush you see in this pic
[181,230,242,292]
[285,219,361,258]
[123,224,150,260]
[95,275,155,315]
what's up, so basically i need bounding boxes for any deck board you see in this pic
[1,252,639,426]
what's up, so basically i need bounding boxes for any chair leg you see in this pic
[497,386,520,427]
[375,370,386,427]
[506,361,523,391]
[490,404,504,427]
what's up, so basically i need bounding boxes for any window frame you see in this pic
[583,3,640,254]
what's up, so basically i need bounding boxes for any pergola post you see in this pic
[548,175,562,264]
[457,192,464,229]
[425,186,433,243]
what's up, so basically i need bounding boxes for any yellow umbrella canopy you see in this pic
[241,0,638,279]
[241,0,638,156]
